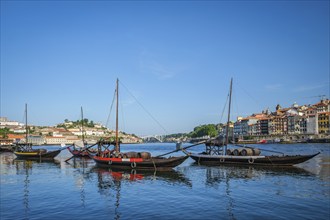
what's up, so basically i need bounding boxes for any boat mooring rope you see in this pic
[151,158,157,171]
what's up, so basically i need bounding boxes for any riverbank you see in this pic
[237,138,330,145]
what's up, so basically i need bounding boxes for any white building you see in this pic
[45,136,69,145]
[0,117,23,127]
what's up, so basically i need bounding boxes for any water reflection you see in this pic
[66,157,94,208]
[10,159,60,219]
[199,164,314,184]
[88,167,192,220]
[91,167,192,186]
[194,165,315,220]
[20,160,32,219]
[0,152,15,166]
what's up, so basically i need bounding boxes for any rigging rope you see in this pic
[219,93,229,124]
[119,80,168,135]
[120,93,126,134]
[236,81,259,106]
[105,89,117,129]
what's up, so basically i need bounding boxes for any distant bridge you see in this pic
[141,135,164,143]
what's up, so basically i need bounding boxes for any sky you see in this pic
[1,0,329,136]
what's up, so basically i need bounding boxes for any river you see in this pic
[0,143,329,220]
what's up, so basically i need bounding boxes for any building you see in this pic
[7,134,25,144]
[287,114,301,134]
[230,100,329,139]
[45,136,68,145]
[318,112,330,134]
[0,117,22,127]
[27,135,45,145]
[259,118,268,135]
[314,99,330,113]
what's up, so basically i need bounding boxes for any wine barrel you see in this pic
[226,149,233,155]
[38,149,47,153]
[241,148,253,156]
[253,148,261,156]
[123,151,138,158]
[138,152,151,159]
[233,148,243,156]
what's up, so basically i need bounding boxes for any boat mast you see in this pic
[25,103,28,144]
[224,78,233,155]
[115,78,120,152]
[81,106,85,145]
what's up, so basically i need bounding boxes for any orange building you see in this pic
[318,112,330,134]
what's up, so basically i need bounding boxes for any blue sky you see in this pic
[1,1,329,136]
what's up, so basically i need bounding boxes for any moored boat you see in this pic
[88,79,188,171]
[67,145,90,157]
[187,78,320,167]
[66,107,92,157]
[13,104,63,160]
[189,151,320,166]
[14,144,62,160]
[91,151,188,171]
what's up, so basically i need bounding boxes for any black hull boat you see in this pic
[190,152,320,166]
[14,148,61,160]
[187,78,320,167]
[13,104,63,160]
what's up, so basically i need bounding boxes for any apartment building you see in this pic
[233,99,330,137]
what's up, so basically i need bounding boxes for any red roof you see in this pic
[7,134,24,139]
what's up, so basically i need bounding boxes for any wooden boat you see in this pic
[189,152,320,166]
[188,78,320,166]
[13,104,62,160]
[87,79,188,171]
[14,145,61,160]
[90,149,189,171]
[67,107,91,157]
[67,144,89,157]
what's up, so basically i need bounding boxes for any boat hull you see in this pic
[190,152,320,166]
[67,147,90,157]
[91,155,189,171]
[14,149,61,160]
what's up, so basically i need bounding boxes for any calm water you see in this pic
[1,143,329,220]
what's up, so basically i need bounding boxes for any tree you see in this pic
[83,118,89,125]
[190,124,218,138]
[0,128,10,138]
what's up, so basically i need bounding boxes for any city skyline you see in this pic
[1,1,329,136]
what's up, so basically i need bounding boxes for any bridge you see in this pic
[141,135,164,143]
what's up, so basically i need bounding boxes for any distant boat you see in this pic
[67,107,91,157]
[187,78,320,166]
[13,104,62,160]
[87,79,188,171]
[67,141,90,157]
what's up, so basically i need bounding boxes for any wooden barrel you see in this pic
[233,148,242,156]
[138,152,151,159]
[253,148,261,156]
[116,153,123,158]
[38,149,47,153]
[226,149,233,155]
[241,148,253,156]
[123,151,138,158]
